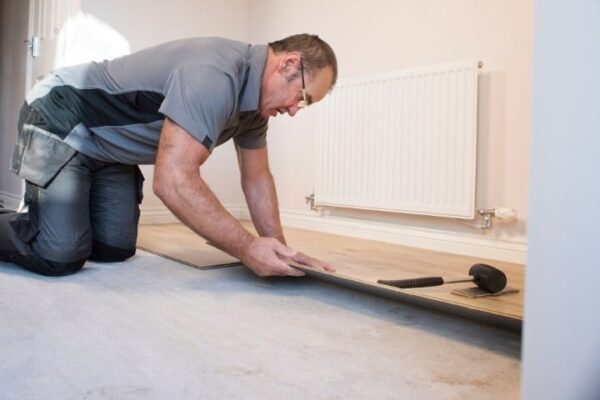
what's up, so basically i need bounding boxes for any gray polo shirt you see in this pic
[25,37,269,164]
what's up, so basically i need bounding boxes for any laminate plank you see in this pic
[137,224,238,269]
[137,221,524,329]
[279,225,524,322]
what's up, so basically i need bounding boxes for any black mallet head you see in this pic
[469,263,507,293]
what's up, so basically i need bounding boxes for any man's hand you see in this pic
[241,237,305,277]
[290,251,336,273]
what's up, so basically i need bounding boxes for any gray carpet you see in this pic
[0,251,520,399]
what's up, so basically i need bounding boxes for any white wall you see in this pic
[0,0,30,209]
[522,0,600,398]
[249,0,532,262]
[80,0,251,211]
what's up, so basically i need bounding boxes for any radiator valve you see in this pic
[476,207,517,229]
[305,193,317,211]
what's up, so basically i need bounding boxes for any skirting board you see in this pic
[140,205,527,264]
[275,209,527,264]
[139,205,246,225]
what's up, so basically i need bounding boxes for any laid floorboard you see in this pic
[137,224,238,269]
[138,221,524,330]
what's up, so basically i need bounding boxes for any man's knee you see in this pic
[6,252,87,277]
[39,258,86,276]
[1,212,86,276]
[89,240,136,262]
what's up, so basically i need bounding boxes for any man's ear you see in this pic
[279,52,301,80]
[275,56,288,73]
[280,52,301,71]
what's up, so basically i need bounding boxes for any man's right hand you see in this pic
[241,237,305,277]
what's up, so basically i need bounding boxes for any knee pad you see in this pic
[1,211,84,276]
[9,253,86,276]
[39,258,86,276]
[89,240,136,262]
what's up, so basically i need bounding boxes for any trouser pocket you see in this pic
[10,124,76,188]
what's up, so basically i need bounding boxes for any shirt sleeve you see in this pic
[159,65,235,152]
[233,113,268,149]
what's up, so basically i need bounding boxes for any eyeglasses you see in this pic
[298,58,309,109]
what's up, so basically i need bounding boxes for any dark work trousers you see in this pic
[0,104,144,276]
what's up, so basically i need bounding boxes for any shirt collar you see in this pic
[239,44,267,112]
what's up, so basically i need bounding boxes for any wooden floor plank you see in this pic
[137,224,238,269]
[137,221,524,330]
[280,224,524,322]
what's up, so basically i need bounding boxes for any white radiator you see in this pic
[315,59,479,219]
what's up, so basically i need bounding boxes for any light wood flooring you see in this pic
[138,221,524,331]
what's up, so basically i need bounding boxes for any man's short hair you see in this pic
[269,34,338,87]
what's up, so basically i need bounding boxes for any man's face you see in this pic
[259,53,334,119]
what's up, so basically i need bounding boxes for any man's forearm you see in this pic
[242,172,286,244]
[153,119,304,277]
[157,172,254,260]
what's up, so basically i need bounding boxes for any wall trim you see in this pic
[139,204,245,225]
[273,209,527,264]
[139,207,177,225]
[140,204,527,264]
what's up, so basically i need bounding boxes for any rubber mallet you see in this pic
[377,263,507,293]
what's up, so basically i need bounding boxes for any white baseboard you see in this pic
[0,191,22,210]
[139,207,178,225]
[274,209,527,264]
[140,204,527,264]
[139,204,246,225]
